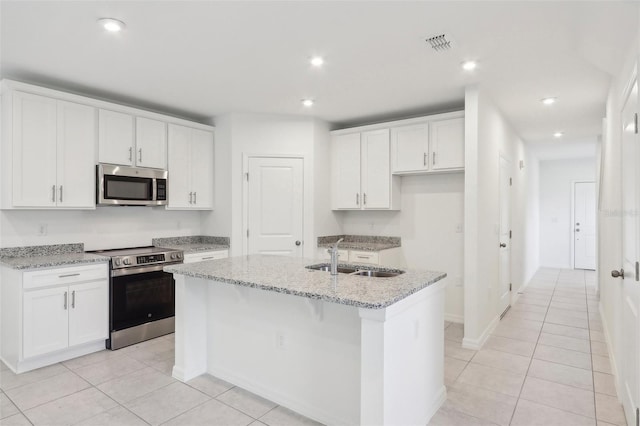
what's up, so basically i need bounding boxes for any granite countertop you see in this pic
[165,254,446,309]
[152,236,230,254]
[0,243,109,270]
[317,235,401,252]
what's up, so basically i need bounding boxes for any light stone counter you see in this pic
[0,243,108,270]
[164,254,445,309]
[317,235,401,252]
[153,236,230,254]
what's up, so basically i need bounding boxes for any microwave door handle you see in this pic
[152,178,157,202]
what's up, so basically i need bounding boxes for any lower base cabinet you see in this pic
[183,249,229,264]
[1,263,109,373]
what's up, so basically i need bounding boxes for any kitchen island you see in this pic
[165,255,447,426]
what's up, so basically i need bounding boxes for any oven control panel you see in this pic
[137,254,165,264]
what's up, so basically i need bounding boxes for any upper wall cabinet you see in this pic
[98,110,167,169]
[167,124,214,210]
[7,91,96,209]
[391,113,464,174]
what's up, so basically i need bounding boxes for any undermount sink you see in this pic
[351,270,404,278]
[306,264,405,277]
[306,264,358,274]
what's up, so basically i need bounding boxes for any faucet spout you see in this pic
[328,238,344,275]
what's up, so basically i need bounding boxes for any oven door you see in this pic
[111,265,175,332]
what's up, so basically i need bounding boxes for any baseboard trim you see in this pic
[462,315,499,350]
[444,313,464,324]
[425,385,447,425]
[598,301,621,395]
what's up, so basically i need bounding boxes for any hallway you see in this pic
[431,268,627,425]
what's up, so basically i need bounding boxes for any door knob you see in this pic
[500,243,507,248]
[575,229,580,232]
[611,269,625,279]
[295,240,301,246]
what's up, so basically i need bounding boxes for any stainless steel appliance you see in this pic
[97,163,168,206]
[93,246,183,350]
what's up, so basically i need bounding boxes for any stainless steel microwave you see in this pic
[97,164,168,206]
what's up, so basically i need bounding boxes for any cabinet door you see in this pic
[12,91,57,207]
[331,133,361,209]
[190,128,214,209]
[98,109,134,166]
[184,250,228,264]
[136,117,167,169]
[167,124,192,208]
[23,287,69,358]
[68,280,108,346]
[361,129,391,209]
[430,117,464,171]
[57,101,96,208]
[391,124,429,173]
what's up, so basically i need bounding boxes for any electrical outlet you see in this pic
[38,224,48,236]
[276,332,286,350]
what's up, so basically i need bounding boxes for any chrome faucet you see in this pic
[328,238,344,275]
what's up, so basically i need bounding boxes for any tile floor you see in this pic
[432,268,628,426]
[0,268,628,426]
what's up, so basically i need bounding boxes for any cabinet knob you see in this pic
[295,240,302,246]
[500,243,507,248]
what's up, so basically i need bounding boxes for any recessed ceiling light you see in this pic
[301,99,314,107]
[553,131,563,138]
[310,56,324,67]
[461,61,477,71]
[98,18,125,33]
[541,97,557,105]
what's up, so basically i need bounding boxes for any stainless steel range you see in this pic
[93,246,183,350]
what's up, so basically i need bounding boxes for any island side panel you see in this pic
[173,275,209,381]
[359,278,447,426]
[204,281,361,425]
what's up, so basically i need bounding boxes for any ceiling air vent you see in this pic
[425,34,452,52]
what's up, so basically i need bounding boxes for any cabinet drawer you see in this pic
[183,250,229,264]
[23,264,108,290]
[348,251,379,265]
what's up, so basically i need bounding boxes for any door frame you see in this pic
[241,153,307,257]
[498,152,512,317]
[571,180,597,270]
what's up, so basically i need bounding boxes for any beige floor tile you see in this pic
[5,370,90,411]
[591,341,609,357]
[445,356,468,386]
[445,323,464,342]
[217,387,277,418]
[75,405,149,426]
[595,393,626,425]
[0,362,8,372]
[24,387,118,426]
[551,301,588,312]
[511,303,548,314]
[149,357,174,375]
[62,349,125,370]
[597,421,621,426]
[250,421,268,426]
[504,310,546,323]
[485,336,536,357]
[125,381,210,425]
[0,391,20,419]
[520,376,595,418]
[1,413,32,425]
[97,366,175,404]
[429,401,499,425]
[456,362,525,397]
[74,354,147,385]
[538,332,592,353]
[527,359,593,390]
[444,321,453,329]
[163,398,253,426]
[592,355,612,374]
[500,316,544,331]
[470,348,531,375]
[517,297,551,308]
[548,308,588,321]
[590,330,606,343]
[187,374,235,398]
[534,344,592,370]
[593,372,617,397]
[542,323,590,340]
[492,323,540,343]
[259,406,323,426]
[552,295,587,305]
[446,383,518,426]
[590,320,604,332]
[545,312,589,329]
[0,363,68,391]
[444,339,477,362]
[511,399,596,426]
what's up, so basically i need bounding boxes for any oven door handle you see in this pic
[111,261,182,277]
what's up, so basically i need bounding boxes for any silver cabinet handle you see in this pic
[138,148,142,163]
[52,185,56,202]
[363,193,367,205]
[356,255,369,259]
[189,192,193,204]
[424,153,427,166]
[433,152,436,165]
[59,185,63,203]
[193,192,197,204]
[129,147,133,162]
[201,256,214,260]
[356,193,359,206]
[63,291,68,310]
[71,290,76,308]
[59,273,80,278]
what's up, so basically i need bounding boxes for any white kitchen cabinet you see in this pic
[391,123,430,173]
[167,123,214,210]
[348,250,380,265]
[430,117,465,171]
[316,247,403,268]
[1,263,109,372]
[99,110,167,169]
[331,129,400,210]
[11,91,96,209]
[183,249,229,264]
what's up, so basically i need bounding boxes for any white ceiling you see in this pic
[1,1,638,149]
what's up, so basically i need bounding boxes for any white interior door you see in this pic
[246,157,304,256]
[498,155,512,316]
[574,182,597,270]
[619,79,639,426]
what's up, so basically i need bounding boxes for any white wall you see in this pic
[538,158,596,268]
[0,208,202,251]
[340,173,465,322]
[202,113,340,256]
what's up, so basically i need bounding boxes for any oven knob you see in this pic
[114,259,121,266]
[177,253,182,259]
[123,258,131,265]
[170,253,176,260]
